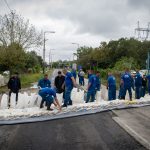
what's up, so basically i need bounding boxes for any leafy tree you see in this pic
[0,12,42,49]
[76,38,150,70]
[0,43,26,74]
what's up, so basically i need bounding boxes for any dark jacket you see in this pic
[54,75,65,93]
[142,78,147,87]
[8,76,21,92]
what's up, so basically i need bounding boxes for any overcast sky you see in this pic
[0,0,150,62]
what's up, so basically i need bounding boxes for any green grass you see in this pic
[20,73,43,87]
[20,69,53,87]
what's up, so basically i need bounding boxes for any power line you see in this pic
[3,0,12,12]
[135,21,150,41]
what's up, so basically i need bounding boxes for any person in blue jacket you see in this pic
[39,87,61,111]
[118,73,124,99]
[121,69,133,100]
[86,69,97,103]
[134,70,142,99]
[62,69,76,107]
[38,74,51,88]
[146,74,150,95]
[78,69,85,86]
[107,72,116,100]
[95,71,101,91]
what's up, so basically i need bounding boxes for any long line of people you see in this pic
[110,68,148,101]
[37,68,149,111]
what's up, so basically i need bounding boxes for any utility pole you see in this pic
[43,31,55,74]
[135,21,150,73]
[72,43,80,60]
[135,21,150,41]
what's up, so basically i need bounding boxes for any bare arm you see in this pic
[54,97,61,111]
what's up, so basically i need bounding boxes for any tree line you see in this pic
[76,38,150,71]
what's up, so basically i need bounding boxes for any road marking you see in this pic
[113,116,150,150]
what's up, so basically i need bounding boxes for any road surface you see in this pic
[0,109,148,150]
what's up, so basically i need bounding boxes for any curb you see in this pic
[113,116,150,150]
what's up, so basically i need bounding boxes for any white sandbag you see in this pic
[16,93,24,109]
[71,88,84,104]
[21,92,29,108]
[96,91,102,102]
[56,93,63,104]
[10,93,17,108]
[0,94,8,109]
[28,93,38,107]
[75,89,84,103]
[36,95,42,107]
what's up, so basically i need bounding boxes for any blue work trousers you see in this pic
[108,86,116,101]
[123,87,132,100]
[79,77,84,86]
[86,90,95,103]
[135,86,141,99]
[64,86,73,106]
[141,86,146,97]
[118,86,124,99]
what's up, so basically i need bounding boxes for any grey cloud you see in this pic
[127,0,150,9]
[1,0,150,44]
[44,0,135,38]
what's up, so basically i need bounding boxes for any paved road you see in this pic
[113,106,150,150]
[0,110,147,150]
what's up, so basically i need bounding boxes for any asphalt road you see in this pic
[0,111,146,150]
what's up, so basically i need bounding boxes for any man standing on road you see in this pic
[107,72,116,101]
[78,69,85,86]
[95,71,101,92]
[54,71,65,101]
[7,72,21,107]
[134,70,142,99]
[38,74,51,88]
[62,68,77,107]
[86,69,97,103]
[39,87,61,111]
[121,68,133,100]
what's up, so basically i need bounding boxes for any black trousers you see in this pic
[8,90,19,103]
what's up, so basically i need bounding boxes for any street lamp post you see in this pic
[72,42,79,49]
[72,42,79,60]
[49,49,55,69]
[43,31,55,74]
